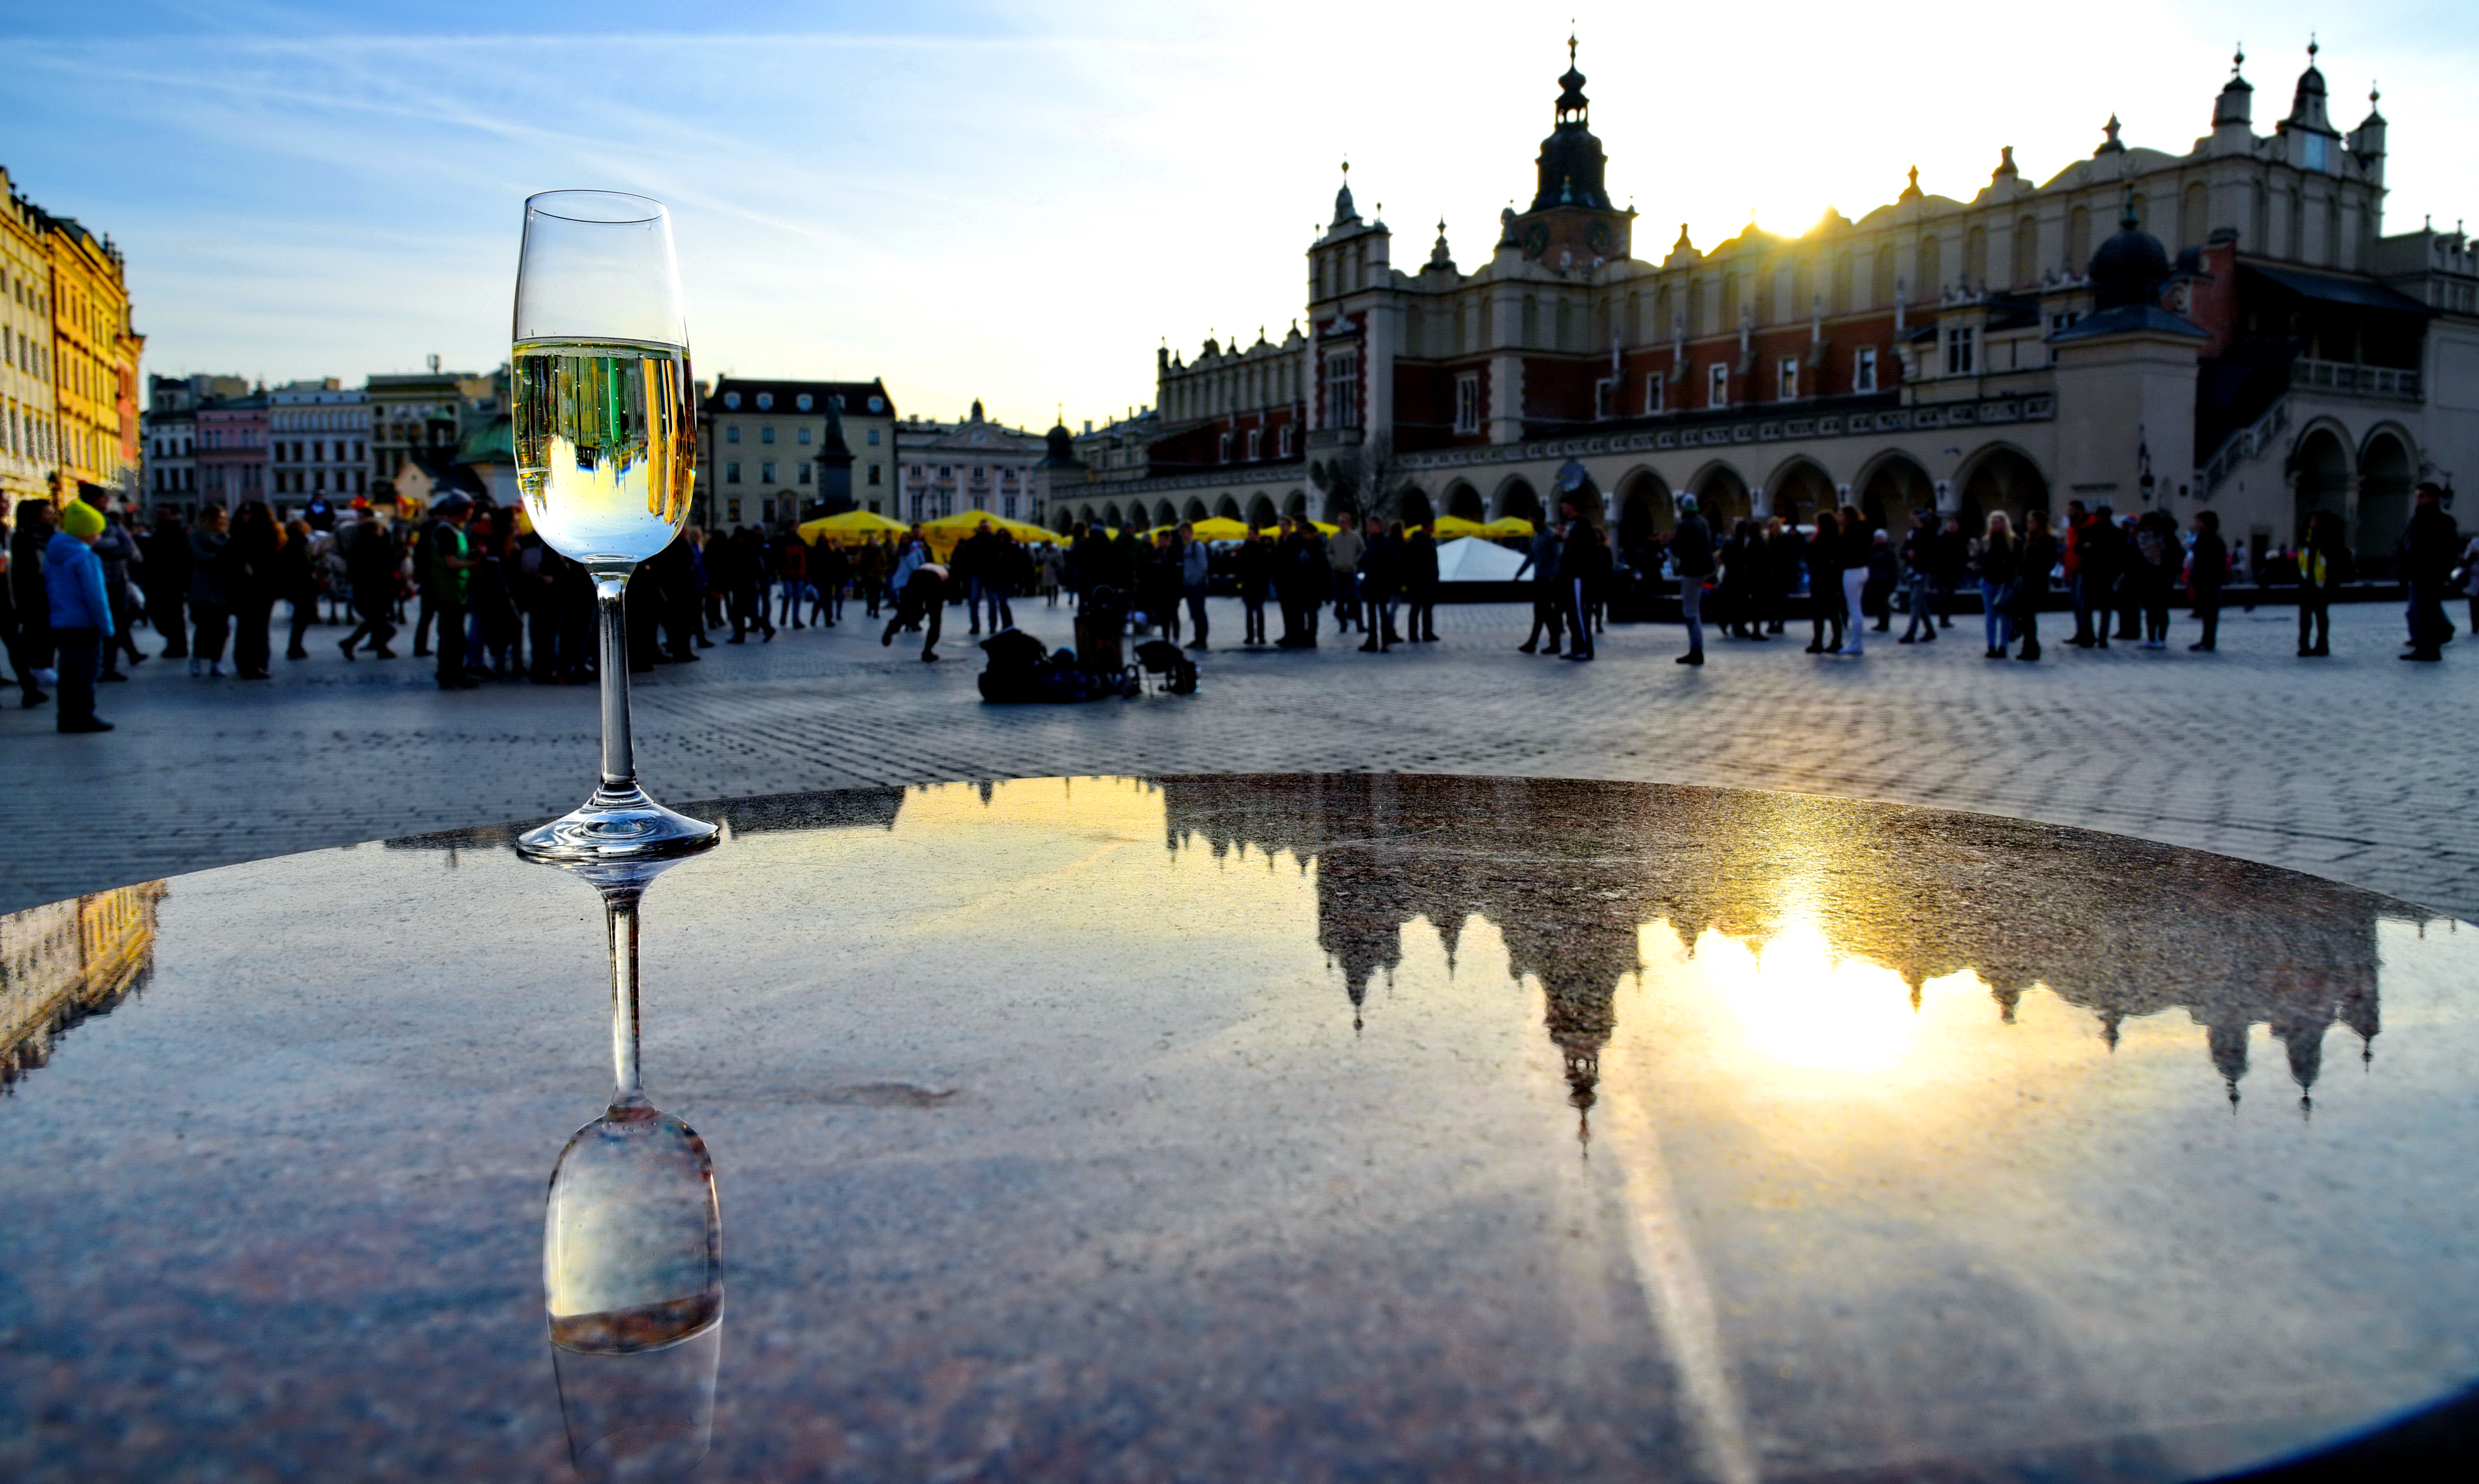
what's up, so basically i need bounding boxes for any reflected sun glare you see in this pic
[1695,917,1918,1076]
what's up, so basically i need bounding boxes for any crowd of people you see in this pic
[5,478,2471,732]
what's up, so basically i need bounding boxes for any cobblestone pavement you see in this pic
[4,596,2474,918]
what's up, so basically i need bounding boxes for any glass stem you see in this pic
[595,574,635,795]
[606,887,645,1109]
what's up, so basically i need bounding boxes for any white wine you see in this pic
[515,337,697,570]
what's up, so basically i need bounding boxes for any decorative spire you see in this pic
[2096,113,2125,154]
[1331,159,1357,227]
[1429,217,1452,269]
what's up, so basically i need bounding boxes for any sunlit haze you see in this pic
[9,0,2471,428]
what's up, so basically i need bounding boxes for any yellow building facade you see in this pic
[0,164,141,517]
[1,168,56,515]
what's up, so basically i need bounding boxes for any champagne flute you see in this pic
[542,855,723,1479]
[511,190,718,862]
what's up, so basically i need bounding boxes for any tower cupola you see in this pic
[1530,36,1611,212]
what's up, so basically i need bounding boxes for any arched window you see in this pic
[2012,214,2038,286]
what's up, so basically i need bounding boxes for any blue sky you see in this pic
[6,1,2472,431]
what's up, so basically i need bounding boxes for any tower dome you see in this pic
[2086,198,2171,309]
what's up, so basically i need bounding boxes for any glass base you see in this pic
[518,785,720,864]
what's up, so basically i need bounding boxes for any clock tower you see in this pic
[1511,37,1634,270]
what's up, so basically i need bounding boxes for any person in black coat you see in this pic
[224,500,282,679]
[2399,482,2458,661]
[2014,508,2058,661]
[142,507,192,658]
[1561,518,1610,661]
[1803,516,1843,653]
[2187,510,2228,653]
[1356,520,1401,652]
[1401,526,1439,641]
[1669,498,1716,663]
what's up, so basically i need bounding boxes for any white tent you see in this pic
[1434,536,1528,582]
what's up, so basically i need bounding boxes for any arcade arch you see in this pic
[1953,445,2050,529]
[1443,480,1485,522]
[1492,476,1543,524]
[2290,424,2353,548]
[1686,461,1750,528]
[1247,493,1279,529]
[1183,497,1209,521]
[2357,426,2414,562]
[1854,451,1935,531]
[1397,486,1436,529]
[1764,456,1836,525]
[1615,467,1675,562]
[1215,495,1242,521]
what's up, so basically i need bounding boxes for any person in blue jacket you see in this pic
[47,499,116,732]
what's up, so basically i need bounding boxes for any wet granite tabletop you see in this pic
[5,774,2478,1483]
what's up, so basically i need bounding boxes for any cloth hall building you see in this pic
[1052,42,2477,569]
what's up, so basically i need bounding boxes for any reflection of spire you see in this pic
[2208,1018,2249,1112]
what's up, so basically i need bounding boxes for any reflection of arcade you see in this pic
[0,882,169,1092]
[1160,775,2411,1124]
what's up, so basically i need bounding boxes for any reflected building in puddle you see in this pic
[0,882,168,1092]
[1160,775,2414,1120]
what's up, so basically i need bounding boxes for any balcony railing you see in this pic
[2291,358,2422,400]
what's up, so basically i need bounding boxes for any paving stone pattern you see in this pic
[4,597,2474,918]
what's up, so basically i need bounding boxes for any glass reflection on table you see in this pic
[533,850,723,1482]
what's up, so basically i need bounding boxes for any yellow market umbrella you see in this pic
[1481,516,1536,538]
[799,509,907,543]
[1187,516,1251,542]
[1429,515,1490,540]
[1257,519,1340,537]
[917,511,1059,560]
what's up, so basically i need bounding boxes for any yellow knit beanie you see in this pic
[60,501,106,539]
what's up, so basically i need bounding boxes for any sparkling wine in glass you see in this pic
[543,855,722,1480]
[512,190,718,862]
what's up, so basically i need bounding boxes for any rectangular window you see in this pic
[1246,428,1261,459]
[1279,426,1294,457]
[726,461,741,482]
[1854,346,1879,393]
[798,463,811,484]
[1707,363,1728,408]
[1645,375,1664,415]
[2047,310,2081,337]
[1003,495,1018,519]
[1778,357,1799,401]
[1944,326,1976,376]
[868,464,881,485]
[1454,372,1481,433]
[761,426,775,444]
[1324,352,1359,428]
[761,461,776,482]
[1594,378,1615,420]
[727,498,741,522]
[797,427,812,444]
[1218,432,1232,462]
[726,425,740,443]
[762,498,776,521]
[911,494,926,520]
